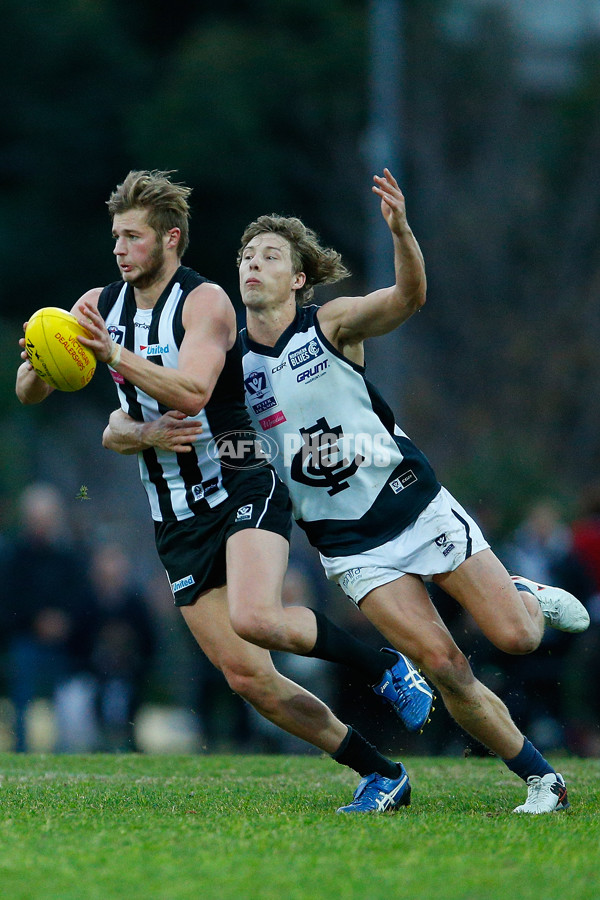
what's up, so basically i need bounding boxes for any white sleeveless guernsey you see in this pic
[240,305,441,556]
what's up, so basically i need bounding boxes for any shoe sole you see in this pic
[514,802,570,814]
[511,576,590,633]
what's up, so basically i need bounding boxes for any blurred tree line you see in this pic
[1,0,600,535]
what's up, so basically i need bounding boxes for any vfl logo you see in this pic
[244,367,278,414]
[288,339,324,370]
[434,532,456,557]
[290,416,364,496]
[236,504,253,522]
[244,368,270,399]
[108,325,125,345]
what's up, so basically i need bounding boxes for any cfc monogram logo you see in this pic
[290,416,364,496]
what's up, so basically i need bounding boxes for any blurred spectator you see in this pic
[562,484,600,755]
[502,499,571,584]
[494,498,595,752]
[1,482,97,751]
[87,542,157,751]
[414,499,596,757]
[571,482,600,603]
[501,497,594,607]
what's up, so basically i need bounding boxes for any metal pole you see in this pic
[364,0,405,401]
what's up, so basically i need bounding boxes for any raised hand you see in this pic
[372,168,408,235]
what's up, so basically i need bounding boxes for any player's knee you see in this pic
[494,625,539,656]
[424,644,475,694]
[229,610,278,649]
[223,665,277,713]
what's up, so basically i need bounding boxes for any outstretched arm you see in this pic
[103,408,203,455]
[319,168,426,353]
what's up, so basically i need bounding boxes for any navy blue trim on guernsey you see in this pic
[303,307,440,554]
[240,305,309,358]
[451,508,472,559]
[311,306,366,374]
[297,446,441,555]
[242,304,441,557]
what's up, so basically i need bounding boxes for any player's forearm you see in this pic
[391,228,427,312]
[15,363,54,405]
[102,409,152,455]
[109,346,209,417]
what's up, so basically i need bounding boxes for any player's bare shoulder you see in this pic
[70,287,103,317]
[316,294,367,362]
[182,281,237,346]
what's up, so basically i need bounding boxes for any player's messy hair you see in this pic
[107,170,192,258]
[238,215,350,306]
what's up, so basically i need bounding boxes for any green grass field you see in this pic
[0,753,598,900]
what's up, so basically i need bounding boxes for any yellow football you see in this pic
[25,307,96,392]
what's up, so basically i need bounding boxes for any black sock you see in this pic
[304,609,397,684]
[332,726,400,779]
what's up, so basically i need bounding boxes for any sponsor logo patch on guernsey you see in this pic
[259,410,287,430]
[171,574,196,593]
[143,343,170,357]
[288,339,324,370]
[389,470,417,494]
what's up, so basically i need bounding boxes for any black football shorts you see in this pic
[154,467,292,606]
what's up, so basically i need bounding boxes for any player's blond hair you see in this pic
[238,215,350,306]
[107,170,192,257]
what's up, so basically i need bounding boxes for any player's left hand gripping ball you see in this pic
[25,307,96,392]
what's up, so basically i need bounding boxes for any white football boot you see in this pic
[513,772,570,814]
[511,575,590,633]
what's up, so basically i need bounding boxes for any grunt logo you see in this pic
[297,360,328,382]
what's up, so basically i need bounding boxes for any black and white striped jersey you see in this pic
[240,304,441,555]
[98,266,259,522]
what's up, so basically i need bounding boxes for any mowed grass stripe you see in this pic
[0,754,598,900]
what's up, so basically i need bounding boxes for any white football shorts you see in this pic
[320,486,490,605]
